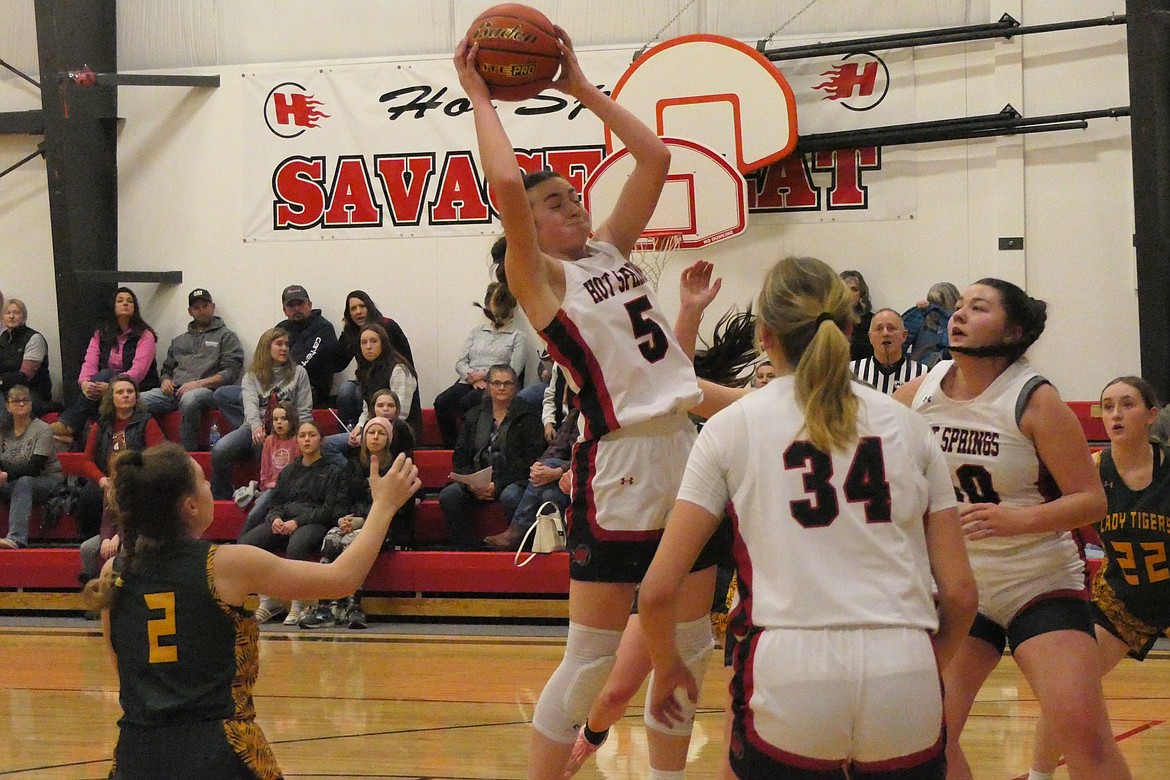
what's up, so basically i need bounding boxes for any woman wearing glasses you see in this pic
[0,386,63,549]
[438,364,546,550]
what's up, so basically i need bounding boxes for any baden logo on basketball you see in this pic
[472,22,538,45]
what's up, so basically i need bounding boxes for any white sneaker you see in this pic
[283,600,308,625]
[253,597,286,624]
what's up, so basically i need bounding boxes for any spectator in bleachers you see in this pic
[484,407,577,552]
[902,281,960,368]
[215,284,337,424]
[299,414,417,629]
[324,385,408,464]
[139,288,245,451]
[540,363,572,444]
[236,401,300,539]
[321,321,420,462]
[850,308,926,396]
[277,285,338,407]
[751,360,776,389]
[440,364,546,550]
[0,386,63,549]
[74,375,164,540]
[243,420,348,626]
[368,388,403,426]
[334,290,414,426]
[355,323,420,435]
[434,282,538,447]
[210,327,312,500]
[0,299,53,424]
[52,288,159,446]
[839,269,875,362]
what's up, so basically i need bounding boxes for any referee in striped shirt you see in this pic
[850,308,926,395]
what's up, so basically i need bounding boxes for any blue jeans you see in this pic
[439,480,525,550]
[509,459,570,532]
[141,386,218,451]
[1,474,63,547]
[210,424,262,500]
[58,368,117,433]
[517,381,547,409]
[336,381,364,427]
[212,384,245,429]
[322,431,354,466]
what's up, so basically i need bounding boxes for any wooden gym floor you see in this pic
[0,622,1166,779]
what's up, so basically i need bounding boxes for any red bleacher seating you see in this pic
[3,401,1118,611]
[1067,401,1107,444]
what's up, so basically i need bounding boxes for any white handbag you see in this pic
[514,501,567,567]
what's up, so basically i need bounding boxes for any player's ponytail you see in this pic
[84,444,199,611]
[757,257,858,453]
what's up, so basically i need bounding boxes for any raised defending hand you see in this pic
[368,452,421,513]
[679,260,722,316]
[648,656,700,727]
[453,37,491,103]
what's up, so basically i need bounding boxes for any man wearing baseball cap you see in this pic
[276,284,338,406]
[214,284,338,432]
[139,288,245,450]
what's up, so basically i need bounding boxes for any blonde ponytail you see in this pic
[757,257,858,453]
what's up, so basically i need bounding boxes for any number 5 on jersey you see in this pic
[624,296,668,363]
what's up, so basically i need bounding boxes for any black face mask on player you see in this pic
[948,342,1020,360]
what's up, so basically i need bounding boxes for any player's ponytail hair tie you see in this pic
[815,312,834,326]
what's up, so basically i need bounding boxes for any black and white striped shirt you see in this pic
[851,356,926,396]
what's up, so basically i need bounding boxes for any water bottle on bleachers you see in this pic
[208,422,221,448]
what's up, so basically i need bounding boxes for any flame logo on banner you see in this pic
[812,53,890,112]
[264,82,331,138]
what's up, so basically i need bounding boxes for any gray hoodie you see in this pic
[161,315,245,386]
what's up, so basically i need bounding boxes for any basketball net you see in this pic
[631,233,682,292]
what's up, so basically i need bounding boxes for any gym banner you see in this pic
[242,43,916,241]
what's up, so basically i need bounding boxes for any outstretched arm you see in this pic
[214,454,421,604]
[453,38,559,325]
[550,28,670,256]
[674,260,722,360]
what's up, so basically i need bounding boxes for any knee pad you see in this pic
[645,616,714,737]
[531,622,622,744]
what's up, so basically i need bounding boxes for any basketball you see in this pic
[468,4,560,100]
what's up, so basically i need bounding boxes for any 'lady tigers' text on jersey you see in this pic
[541,240,700,440]
[1097,444,1170,626]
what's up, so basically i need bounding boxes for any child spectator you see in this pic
[210,327,311,500]
[242,420,347,626]
[236,401,301,538]
[299,415,416,630]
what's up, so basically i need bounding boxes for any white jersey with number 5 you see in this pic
[677,376,957,630]
[541,240,701,440]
